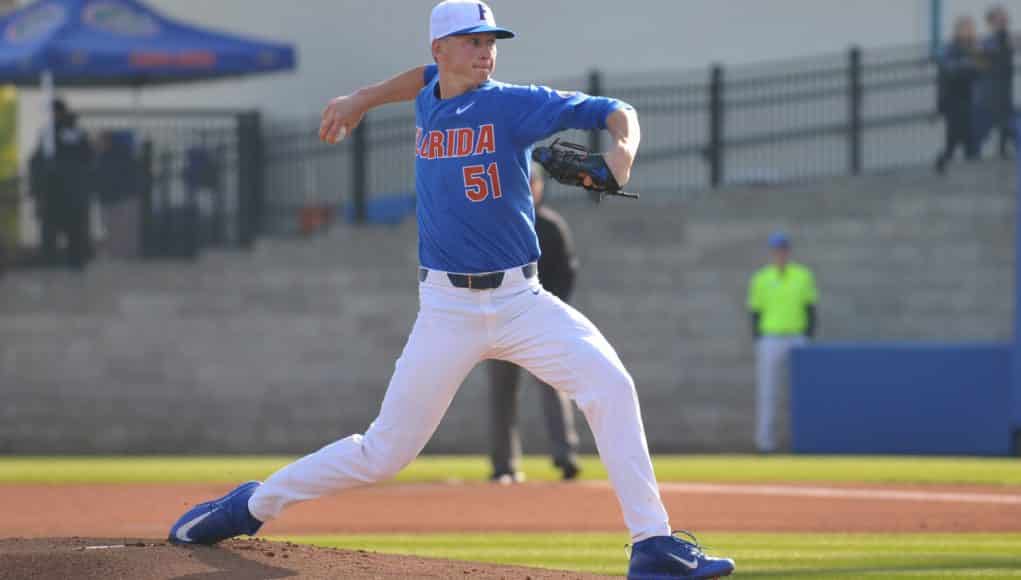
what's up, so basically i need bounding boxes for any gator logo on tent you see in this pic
[4,3,66,44]
[83,1,159,37]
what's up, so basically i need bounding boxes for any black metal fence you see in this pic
[261,42,1018,233]
[77,108,262,257]
[261,112,418,234]
[13,42,1013,255]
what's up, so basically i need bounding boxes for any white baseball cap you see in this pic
[430,0,515,42]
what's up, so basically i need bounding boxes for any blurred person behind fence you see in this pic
[934,16,985,174]
[977,4,1015,158]
[488,162,581,483]
[747,232,818,454]
[29,98,94,270]
[94,130,141,259]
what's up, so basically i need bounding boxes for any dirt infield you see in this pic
[0,537,609,580]
[3,480,1021,578]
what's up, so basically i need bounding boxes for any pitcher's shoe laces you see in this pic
[625,529,708,559]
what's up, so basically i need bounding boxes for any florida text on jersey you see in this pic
[414,64,631,274]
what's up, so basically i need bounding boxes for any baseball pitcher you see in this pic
[169,2,735,578]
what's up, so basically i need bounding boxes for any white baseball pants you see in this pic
[249,264,671,541]
[755,335,806,453]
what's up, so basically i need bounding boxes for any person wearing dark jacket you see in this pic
[30,99,93,270]
[94,131,141,259]
[978,5,1015,157]
[935,16,984,174]
[488,164,581,483]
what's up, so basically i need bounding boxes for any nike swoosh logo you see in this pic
[455,102,475,115]
[667,553,699,569]
[175,510,214,543]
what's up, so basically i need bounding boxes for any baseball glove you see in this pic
[531,139,639,201]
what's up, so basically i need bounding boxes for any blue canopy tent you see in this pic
[0,0,296,153]
[0,0,297,256]
[0,0,296,87]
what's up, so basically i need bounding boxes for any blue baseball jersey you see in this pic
[415,64,629,274]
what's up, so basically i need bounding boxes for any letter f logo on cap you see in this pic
[430,0,515,41]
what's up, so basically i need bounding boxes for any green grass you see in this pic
[2,457,1019,577]
[2,454,1021,486]
[277,532,1021,578]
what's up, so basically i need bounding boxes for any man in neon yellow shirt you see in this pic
[747,232,818,453]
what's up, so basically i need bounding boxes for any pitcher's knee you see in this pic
[358,435,419,483]
[574,365,637,413]
[364,460,403,483]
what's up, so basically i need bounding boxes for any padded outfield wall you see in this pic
[791,343,1012,455]
[790,120,1021,456]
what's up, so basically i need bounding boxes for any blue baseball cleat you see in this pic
[169,481,264,545]
[628,531,735,579]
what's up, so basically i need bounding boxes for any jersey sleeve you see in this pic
[508,84,631,146]
[423,64,438,85]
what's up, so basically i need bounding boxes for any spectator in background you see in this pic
[0,176,15,275]
[94,131,141,259]
[487,163,581,483]
[977,4,1015,158]
[935,16,984,174]
[747,232,818,454]
[184,144,224,245]
[29,98,94,270]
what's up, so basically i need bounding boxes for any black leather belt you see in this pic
[418,263,537,290]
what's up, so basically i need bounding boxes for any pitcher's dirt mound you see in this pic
[0,537,613,580]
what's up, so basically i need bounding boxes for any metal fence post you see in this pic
[352,117,368,224]
[587,69,603,154]
[237,111,263,247]
[708,64,724,187]
[848,46,863,175]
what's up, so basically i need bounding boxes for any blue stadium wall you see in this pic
[790,343,1013,455]
[789,118,1021,456]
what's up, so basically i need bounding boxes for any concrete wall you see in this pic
[0,159,1014,453]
